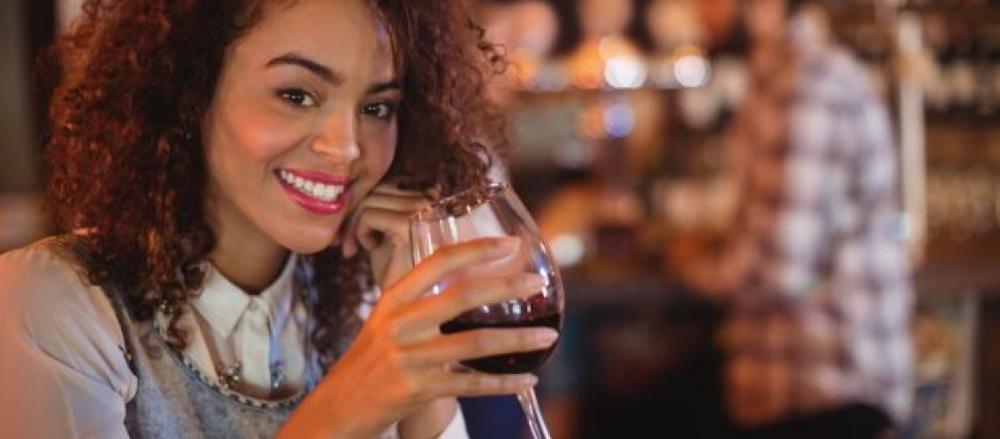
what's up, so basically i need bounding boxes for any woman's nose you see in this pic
[310,111,361,164]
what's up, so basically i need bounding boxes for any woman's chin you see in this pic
[276,230,338,255]
[267,210,352,256]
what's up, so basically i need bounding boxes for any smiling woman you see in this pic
[0,1,557,438]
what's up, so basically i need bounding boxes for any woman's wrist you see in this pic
[277,387,390,439]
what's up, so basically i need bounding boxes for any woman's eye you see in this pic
[362,102,397,120]
[277,88,318,108]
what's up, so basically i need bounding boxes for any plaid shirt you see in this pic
[720,41,913,427]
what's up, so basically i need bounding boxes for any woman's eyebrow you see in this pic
[265,53,343,85]
[366,79,400,95]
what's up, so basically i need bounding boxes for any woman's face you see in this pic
[203,0,400,254]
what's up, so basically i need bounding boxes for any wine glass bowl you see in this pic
[409,181,564,438]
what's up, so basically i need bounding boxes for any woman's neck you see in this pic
[206,196,289,295]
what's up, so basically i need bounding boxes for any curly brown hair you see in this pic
[44,0,506,368]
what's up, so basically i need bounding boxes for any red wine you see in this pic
[440,313,562,374]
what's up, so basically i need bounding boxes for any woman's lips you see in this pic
[276,169,352,215]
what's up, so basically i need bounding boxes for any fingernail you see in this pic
[534,328,559,345]
[490,237,520,255]
[519,374,539,386]
[521,274,547,291]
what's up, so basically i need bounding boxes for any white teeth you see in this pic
[278,170,344,203]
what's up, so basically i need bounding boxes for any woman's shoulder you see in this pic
[0,236,92,301]
[0,236,124,346]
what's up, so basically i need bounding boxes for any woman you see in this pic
[0,0,557,437]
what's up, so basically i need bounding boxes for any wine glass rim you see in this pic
[411,180,510,222]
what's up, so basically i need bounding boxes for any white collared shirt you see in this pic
[171,254,309,399]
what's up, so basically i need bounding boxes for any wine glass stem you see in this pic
[517,387,552,439]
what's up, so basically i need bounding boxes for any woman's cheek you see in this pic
[231,111,309,162]
[365,122,397,180]
[373,123,399,177]
[213,98,295,162]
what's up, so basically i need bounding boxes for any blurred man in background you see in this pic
[675,0,913,437]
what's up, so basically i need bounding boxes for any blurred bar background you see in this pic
[2,0,999,438]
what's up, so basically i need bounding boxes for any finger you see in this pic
[385,237,521,306]
[368,183,439,208]
[341,192,430,257]
[369,182,426,197]
[405,327,559,367]
[343,236,358,258]
[353,208,413,251]
[427,370,538,398]
[402,273,547,330]
[363,190,432,212]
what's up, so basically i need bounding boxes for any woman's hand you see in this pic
[340,183,429,289]
[278,237,557,439]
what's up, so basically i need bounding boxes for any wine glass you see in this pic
[409,181,564,439]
